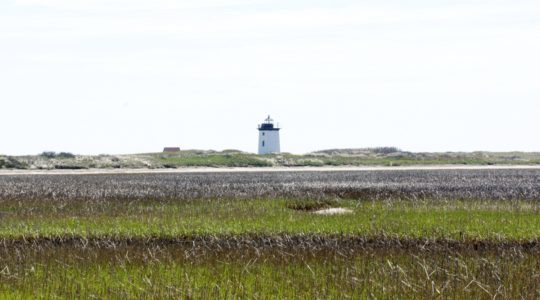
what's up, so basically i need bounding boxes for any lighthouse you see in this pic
[258,116,281,154]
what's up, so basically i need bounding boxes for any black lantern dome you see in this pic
[258,116,280,131]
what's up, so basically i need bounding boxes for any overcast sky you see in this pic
[1,0,539,155]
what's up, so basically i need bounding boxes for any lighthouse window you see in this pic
[262,141,265,147]
[262,132,265,136]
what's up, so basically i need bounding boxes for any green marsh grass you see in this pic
[1,170,540,298]
[1,198,540,241]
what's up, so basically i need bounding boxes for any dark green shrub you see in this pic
[41,151,57,158]
[41,152,75,159]
[371,147,401,154]
[54,165,86,170]
[57,152,76,159]
[0,157,27,169]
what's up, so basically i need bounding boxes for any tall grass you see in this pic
[1,170,540,298]
[1,243,539,299]
[1,169,540,201]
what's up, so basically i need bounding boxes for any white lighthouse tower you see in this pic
[258,116,281,154]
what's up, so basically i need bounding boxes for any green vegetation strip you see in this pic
[1,243,540,299]
[5,149,540,169]
[1,199,540,241]
[2,198,540,298]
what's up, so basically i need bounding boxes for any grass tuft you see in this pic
[285,198,340,211]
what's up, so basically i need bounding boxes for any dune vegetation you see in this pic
[2,148,540,170]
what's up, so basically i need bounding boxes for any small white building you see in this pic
[258,116,281,155]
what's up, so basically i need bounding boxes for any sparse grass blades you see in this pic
[1,243,540,299]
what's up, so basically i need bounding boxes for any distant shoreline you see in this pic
[2,150,540,171]
[2,165,540,176]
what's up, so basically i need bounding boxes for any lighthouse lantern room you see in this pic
[258,116,281,154]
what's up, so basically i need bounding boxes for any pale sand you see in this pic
[1,165,539,176]
[314,208,354,215]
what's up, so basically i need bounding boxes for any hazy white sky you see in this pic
[1,0,539,155]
